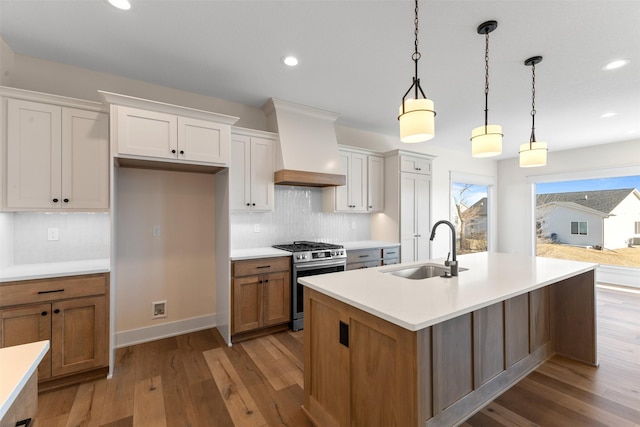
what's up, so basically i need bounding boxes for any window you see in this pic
[635,221,640,234]
[451,182,488,254]
[571,221,588,235]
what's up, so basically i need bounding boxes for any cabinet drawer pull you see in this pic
[63,198,69,203]
[256,265,271,269]
[359,255,369,258]
[41,311,48,316]
[38,289,65,294]
[52,198,59,203]
[54,309,60,314]
[387,251,396,255]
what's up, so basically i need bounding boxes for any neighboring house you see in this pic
[460,197,487,237]
[536,188,640,249]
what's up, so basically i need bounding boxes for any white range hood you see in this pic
[261,98,346,187]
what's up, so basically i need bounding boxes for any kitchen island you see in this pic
[299,252,598,427]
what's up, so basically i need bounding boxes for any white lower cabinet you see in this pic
[3,91,109,211]
[230,129,276,212]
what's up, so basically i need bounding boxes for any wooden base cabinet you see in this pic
[0,274,109,385]
[303,271,596,427]
[231,257,291,340]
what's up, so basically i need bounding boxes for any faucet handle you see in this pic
[445,252,451,267]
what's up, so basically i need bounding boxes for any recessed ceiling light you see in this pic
[600,112,616,118]
[282,56,299,67]
[107,0,131,10]
[602,59,630,71]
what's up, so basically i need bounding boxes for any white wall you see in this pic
[115,168,216,338]
[336,125,498,259]
[540,205,604,247]
[0,39,266,131]
[498,139,640,255]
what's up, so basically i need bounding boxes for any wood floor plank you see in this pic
[99,346,136,425]
[65,380,106,427]
[132,376,167,427]
[478,402,540,427]
[189,378,235,427]
[242,334,303,391]
[204,347,268,426]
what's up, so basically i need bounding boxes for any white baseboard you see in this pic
[597,265,640,288]
[115,314,217,348]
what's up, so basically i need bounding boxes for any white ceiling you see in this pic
[1,0,638,160]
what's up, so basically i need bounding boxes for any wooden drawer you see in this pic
[346,260,380,271]
[0,274,107,307]
[346,248,380,265]
[233,256,291,277]
[382,247,400,259]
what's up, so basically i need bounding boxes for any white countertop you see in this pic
[299,252,598,331]
[230,247,291,261]
[0,340,49,420]
[340,240,400,250]
[0,259,110,282]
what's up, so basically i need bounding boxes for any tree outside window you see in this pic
[451,182,488,254]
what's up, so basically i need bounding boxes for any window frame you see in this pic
[571,221,588,235]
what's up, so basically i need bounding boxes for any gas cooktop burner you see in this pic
[273,241,343,252]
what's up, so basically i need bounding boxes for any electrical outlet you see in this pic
[47,227,59,241]
[351,221,356,230]
[254,224,260,233]
[152,225,161,237]
[152,300,167,319]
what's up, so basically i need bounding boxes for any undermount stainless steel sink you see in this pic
[384,263,468,280]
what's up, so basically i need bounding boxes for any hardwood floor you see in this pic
[33,286,640,426]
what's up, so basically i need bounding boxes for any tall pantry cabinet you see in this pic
[379,150,435,263]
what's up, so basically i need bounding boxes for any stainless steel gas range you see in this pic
[272,241,347,331]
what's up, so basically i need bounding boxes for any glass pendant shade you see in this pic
[399,98,435,143]
[471,124,503,157]
[519,142,548,167]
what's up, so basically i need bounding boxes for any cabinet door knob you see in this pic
[41,311,48,316]
[246,203,250,206]
[171,149,176,154]
[264,279,269,283]
[63,198,69,203]
[369,205,373,208]
[54,309,60,314]
[180,150,184,155]
[52,198,59,203]
[252,203,256,206]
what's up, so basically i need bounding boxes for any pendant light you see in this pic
[398,0,435,143]
[520,56,548,167]
[471,20,503,157]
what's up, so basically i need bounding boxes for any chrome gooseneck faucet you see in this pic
[429,220,458,276]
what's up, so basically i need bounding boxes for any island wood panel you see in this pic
[304,288,425,427]
[432,313,473,412]
[304,292,350,427]
[530,286,550,352]
[550,270,597,365]
[473,302,505,387]
[504,293,529,366]
[1,369,38,427]
[350,311,418,427]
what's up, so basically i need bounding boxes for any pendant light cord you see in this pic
[530,62,537,146]
[412,0,422,99]
[484,31,490,131]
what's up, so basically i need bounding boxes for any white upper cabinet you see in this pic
[324,147,381,213]
[230,129,276,212]
[4,92,109,211]
[115,106,230,165]
[400,172,431,263]
[400,154,432,175]
[100,91,238,170]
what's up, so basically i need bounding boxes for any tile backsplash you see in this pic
[11,212,110,264]
[231,186,370,249]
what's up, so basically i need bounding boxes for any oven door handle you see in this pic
[294,259,346,271]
